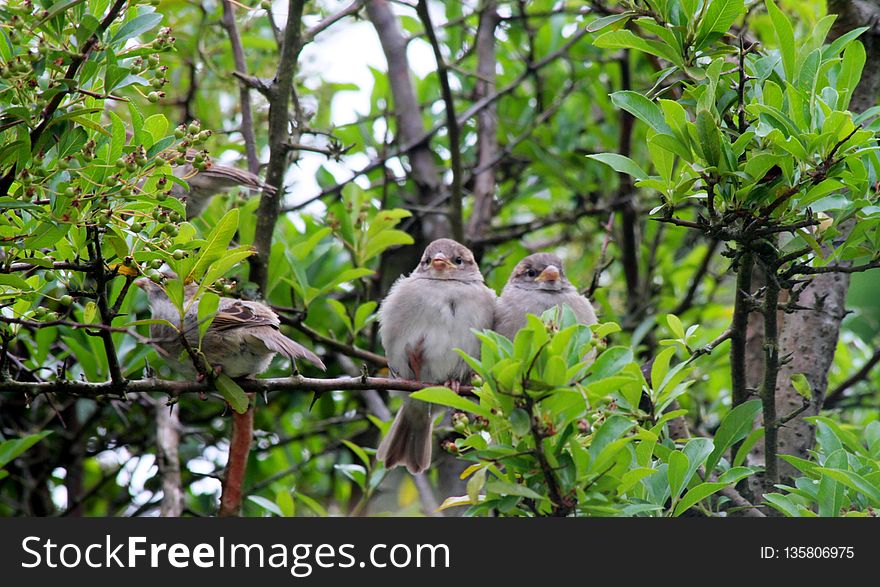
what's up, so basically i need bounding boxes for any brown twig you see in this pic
[0,375,473,398]
[825,346,880,408]
[221,0,260,174]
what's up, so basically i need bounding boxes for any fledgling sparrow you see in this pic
[494,253,597,340]
[377,239,496,474]
[171,156,276,218]
[138,279,324,378]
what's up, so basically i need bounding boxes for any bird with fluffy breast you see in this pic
[377,238,496,474]
[494,253,597,340]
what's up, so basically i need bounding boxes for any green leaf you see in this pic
[594,30,683,68]
[197,292,219,344]
[363,230,414,263]
[705,399,762,473]
[110,13,164,45]
[467,467,487,504]
[354,301,378,332]
[673,482,729,516]
[665,314,685,339]
[342,440,371,469]
[585,346,633,381]
[334,463,367,490]
[83,301,98,324]
[589,414,635,460]
[816,468,880,506]
[247,495,282,516]
[186,208,240,282]
[275,490,295,517]
[0,431,51,469]
[697,0,743,41]
[0,274,32,292]
[668,450,690,499]
[765,0,796,81]
[410,387,493,419]
[586,153,648,180]
[717,466,755,485]
[509,408,531,437]
[696,110,722,168]
[789,373,812,400]
[611,91,672,135]
[485,481,546,501]
[585,11,634,33]
[733,427,764,467]
[215,373,250,414]
[837,41,866,111]
[651,347,675,392]
[763,493,802,517]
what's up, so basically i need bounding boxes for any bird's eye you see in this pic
[453,256,463,265]
[526,269,537,278]
[422,258,429,265]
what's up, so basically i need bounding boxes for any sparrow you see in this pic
[376,238,496,474]
[171,157,275,218]
[137,278,324,378]
[494,253,597,340]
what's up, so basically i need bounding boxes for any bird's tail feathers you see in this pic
[263,332,326,371]
[377,398,433,475]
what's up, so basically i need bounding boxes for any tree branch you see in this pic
[0,375,473,398]
[221,0,260,174]
[416,0,463,242]
[464,0,499,253]
[249,0,306,294]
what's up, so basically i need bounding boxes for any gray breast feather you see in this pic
[494,287,597,340]
[379,276,496,383]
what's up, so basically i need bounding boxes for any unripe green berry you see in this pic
[59,294,73,306]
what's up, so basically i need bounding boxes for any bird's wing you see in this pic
[210,299,280,331]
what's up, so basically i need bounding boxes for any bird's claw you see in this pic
[445,379,461,394]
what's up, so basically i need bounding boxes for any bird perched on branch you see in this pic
[137,278,324,378]
[170,155,275,218]
[377,238,496,474]
[494,253,597,340]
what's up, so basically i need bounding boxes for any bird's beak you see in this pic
[535,265,560,282]
[431,253,455,270]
